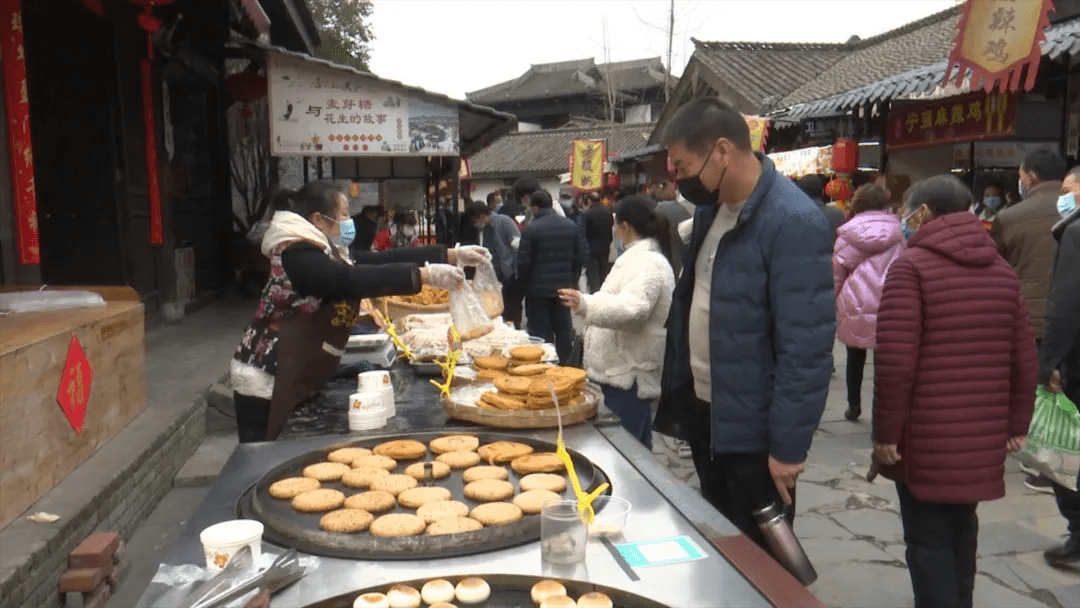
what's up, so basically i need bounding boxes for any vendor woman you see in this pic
[230,180,488,442]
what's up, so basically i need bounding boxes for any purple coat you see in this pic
[833,211,905,349]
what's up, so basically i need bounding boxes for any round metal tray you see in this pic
[237,431,611,561]
[443,384,601,429]
[300,573,670,608]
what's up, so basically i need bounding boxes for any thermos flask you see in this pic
[753,502,818,586]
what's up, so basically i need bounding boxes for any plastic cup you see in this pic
[199,519,263,571]
[349,391,383,412]
[358,370,391,393]
[540,500,587,564]
[588,496,631,538]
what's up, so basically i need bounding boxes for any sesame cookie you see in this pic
[372,439,428,460]
[518,473,567,493]
[461,465,510,483]
[510,452,565,475]
[326,446,372,464]
[302,461,351,482]
[436,450,482,469]
[403,460,451,481]
[343,490,397,513]
[426,516,483,536]
[512,489,562,514]
[397,486,452,509]
[469,502,523,526]
[350,454,398,471]
[370,474,419,496]
[318,508,374,533]
[428,434,480,454]
[463,478,515,502]
[291,488,345,512]
[341,466,391,489]
[369,513,426,538]
[268,477,320,499]
[415,500,470,524]
[478,441,534,465]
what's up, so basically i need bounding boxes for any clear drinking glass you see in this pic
[541,500,587,564]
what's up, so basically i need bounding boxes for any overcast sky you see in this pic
[366,0,959,99]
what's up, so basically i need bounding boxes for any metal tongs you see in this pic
[181,548,304,608]
[550,382,608,524]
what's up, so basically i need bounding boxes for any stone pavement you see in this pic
[651,340,1080,608]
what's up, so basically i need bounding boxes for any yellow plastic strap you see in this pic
[428,324,461,398]
[377,310,413,360]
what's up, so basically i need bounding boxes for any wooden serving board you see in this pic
[443,385,600,429]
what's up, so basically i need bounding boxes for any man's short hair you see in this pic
[1067,165,1080,182]
[906,175,973,217]
[466,201,490,218]
[796,175,824,200]
[485,191,501,205]
[1021,149,1066,183]
[528,189,553,209]
[512,176,541,203]
[662,97,752,154]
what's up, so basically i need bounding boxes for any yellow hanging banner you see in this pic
[744,115,770,153]
[570,139,606,192]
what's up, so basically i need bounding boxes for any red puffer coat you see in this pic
[874,212,1037,504]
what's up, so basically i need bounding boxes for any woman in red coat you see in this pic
[873,175,1037,608]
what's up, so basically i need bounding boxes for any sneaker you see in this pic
[1044,535,1080,569]
[1019,462,1040,477]
[675,440,693,459]
[1024,475,1056,494]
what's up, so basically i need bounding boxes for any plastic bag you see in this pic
[0,290,105,313]
[1015,387,1080,491]
[472,259,504,318]
[449,280,494,341]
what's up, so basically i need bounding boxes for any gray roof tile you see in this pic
[469,123,652,178]
[467,58,672,104]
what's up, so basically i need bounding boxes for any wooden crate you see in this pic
[0,288,146,528]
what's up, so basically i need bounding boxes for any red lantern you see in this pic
[605,173,620,190]
[832,138,858,174]
[226,72,268,103]
[825,177,853,203]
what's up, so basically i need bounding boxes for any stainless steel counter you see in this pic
[136,423,771,608]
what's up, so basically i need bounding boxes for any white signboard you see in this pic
[268,51,459,157]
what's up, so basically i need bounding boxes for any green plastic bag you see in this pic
[1016,386,1080,491]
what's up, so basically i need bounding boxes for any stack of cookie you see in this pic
[262,436,573,541]
[476,366,589,411]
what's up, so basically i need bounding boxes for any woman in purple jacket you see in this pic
[833,184,905,420]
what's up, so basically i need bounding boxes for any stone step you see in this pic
[173,433,239,487]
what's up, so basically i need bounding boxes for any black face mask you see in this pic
[677,154,726,206]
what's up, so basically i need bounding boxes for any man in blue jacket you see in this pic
[655,98,835,550]
[517,189,589,363]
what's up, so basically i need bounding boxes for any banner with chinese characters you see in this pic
[570,139,606,191]
[744,115,769,152]
[268,51,459,156]
[1,0,39,264]
[943,0,1054,93]
[886,90,1016,151]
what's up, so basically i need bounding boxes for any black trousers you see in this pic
[686,402,794,552]
[1052,474,1080,537]
[502,275,524,328]
[234,392,271,443]
[586,254,610,294]
[896,482,978,608]
[525,296,573,364]
[846,345,867,409]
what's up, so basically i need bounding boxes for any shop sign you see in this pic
[57,335,92,435]
[768,146,832,178]
[943,0,1054,93]
[268,51,460,156]
[952,141,1058,169]
[1,0,39,264]
[887,90,1015,151]
[570,139,605,192]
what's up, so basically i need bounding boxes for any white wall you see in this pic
[888,146,956,184]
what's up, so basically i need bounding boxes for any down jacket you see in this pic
[656,154,835,465]
[833,210,905,349]
[516,208,589,298]
[874,212,1037,504]
[580,238,675,399]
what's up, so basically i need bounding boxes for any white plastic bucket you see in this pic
[199,519,263,571]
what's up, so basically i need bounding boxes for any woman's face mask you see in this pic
[321,214,355,247]
[401,225,416,238]
[982,196,1003,210]
[900,205,926,240]
[473,221,486,231]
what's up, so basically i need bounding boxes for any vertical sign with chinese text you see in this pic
[887,90,1016,151]
[744,115,769,153]
[570,140,606,192]
[57,335,93,435]
[944,0,1055,92]
[0,0,39,264]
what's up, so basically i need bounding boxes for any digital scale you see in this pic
[341,333,396,368]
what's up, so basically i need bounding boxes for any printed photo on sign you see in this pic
[408,98,459,155]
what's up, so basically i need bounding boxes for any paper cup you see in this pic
[358,370,391,393]
[199,519,263,571]
[349,391,383,412]
[349,406,387,431]
[378,386,395,417]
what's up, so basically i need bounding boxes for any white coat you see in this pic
[579,237,675,399]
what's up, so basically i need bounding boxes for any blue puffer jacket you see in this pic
[516,209,589,298]
[656,155,835,464]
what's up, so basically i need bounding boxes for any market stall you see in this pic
[134,355,823,607]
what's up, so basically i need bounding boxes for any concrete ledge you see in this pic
[0,396,206,608]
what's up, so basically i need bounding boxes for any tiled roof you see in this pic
[690,40,850,112]
[466,58,672,104]
[469,123,653,178]
[783,17,1080,119]
[779,6,961,107]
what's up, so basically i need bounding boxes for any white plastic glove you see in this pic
[451,245,491,266]
[422,263,465,290]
